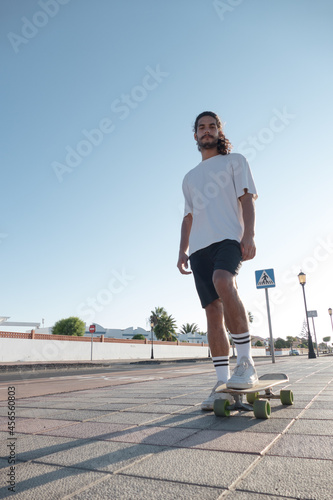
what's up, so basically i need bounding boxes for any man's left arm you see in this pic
[239,191,256,261]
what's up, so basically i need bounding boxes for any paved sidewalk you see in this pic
[0,357,213,372]
[0,357,332,499]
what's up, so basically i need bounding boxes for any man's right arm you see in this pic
[177,213,193,275]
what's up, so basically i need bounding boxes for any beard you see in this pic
[197,135,219,150]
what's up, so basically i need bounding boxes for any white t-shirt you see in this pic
[182,153,258,256]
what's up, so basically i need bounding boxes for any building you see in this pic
[34,323,208,344]
[1,317,40,330]
[88,324,208,344]
[250,335,268,347]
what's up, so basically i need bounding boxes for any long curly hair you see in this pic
[193,111,232,155]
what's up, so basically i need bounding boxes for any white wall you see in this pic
[0,337,207,362]
[0,338,267,363]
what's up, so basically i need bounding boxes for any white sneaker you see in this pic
[227,357,258,389]
[201,380,234,411]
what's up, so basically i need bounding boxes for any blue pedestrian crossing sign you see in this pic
[255,268,276,289]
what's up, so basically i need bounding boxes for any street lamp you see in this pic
[150,320,155,359]
[328,308,333,332]
[298,271,316,359]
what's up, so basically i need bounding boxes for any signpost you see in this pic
[307,310,319,357]
[255,269,276,363]
[89,324,96,361]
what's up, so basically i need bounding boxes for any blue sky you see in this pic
[1,0,333,345]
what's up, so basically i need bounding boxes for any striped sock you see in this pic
[212,356,230,382]
[230,332,253,364]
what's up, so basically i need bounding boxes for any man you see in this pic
[177,111,258,411]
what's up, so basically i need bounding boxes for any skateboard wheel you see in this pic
[280,390,294,405]
[246,392,259,404]
[214,398,230,417]
[253,400,271,419]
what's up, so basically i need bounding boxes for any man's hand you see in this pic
[240,235,256,261]
[177,251,192,275]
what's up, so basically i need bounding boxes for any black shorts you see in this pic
[189,239,242,309]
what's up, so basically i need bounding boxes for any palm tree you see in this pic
[179,323,199,335]
[155,314,177,341]
[150,306,166,327]
[149,306,177,341]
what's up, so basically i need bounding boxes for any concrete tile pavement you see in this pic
[0,357,332,499]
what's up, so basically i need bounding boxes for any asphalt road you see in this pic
[0,363,162,383]
[0,358,287,401]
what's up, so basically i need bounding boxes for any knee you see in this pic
[213,271,235,299]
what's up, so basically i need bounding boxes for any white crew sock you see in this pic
[212,356,230,382]
[230,332,253,364]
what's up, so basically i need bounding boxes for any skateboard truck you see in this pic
[227,393,255,413]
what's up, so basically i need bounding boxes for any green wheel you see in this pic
[253,399,271,419]
[246,392,259,404]
[280,390,294,405]
[214,398,230,417]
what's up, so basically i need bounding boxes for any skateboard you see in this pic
[214,373,293,419]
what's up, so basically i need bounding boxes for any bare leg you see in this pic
[212,269,258,389]
[212,269,248,334]
[201,299,234,409]
[205,299,230,357]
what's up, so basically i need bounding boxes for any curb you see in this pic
[0,357,214,373]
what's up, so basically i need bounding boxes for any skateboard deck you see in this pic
[216,373,289,394]
[214,373,293,419]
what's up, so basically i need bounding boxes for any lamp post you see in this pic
[150,320,155,360]
[298,271,316,359]
[328,308,333,331]
[328,309,333,352]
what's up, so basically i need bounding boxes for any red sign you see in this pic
[89,324,96,334]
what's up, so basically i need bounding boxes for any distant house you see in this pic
[96,326,150,340]
[90,325,208,343]
[34,322,208,343]
[250,335,267,347]
[81,324,209,343]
